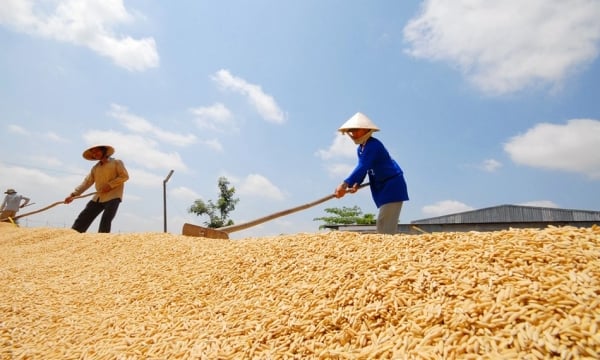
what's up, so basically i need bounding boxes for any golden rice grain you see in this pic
[1,223,599,359]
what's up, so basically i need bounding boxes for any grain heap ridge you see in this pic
[1,224,599,359]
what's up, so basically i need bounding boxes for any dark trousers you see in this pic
[72,198,121,233]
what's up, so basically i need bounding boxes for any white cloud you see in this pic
[237,174,285,201]
[325,163,355,179]
[0,0,159,71]
[125,167,165,188]
[0,163,67,188]
[316,133,358,178]
[315,132,356,160]
[189,103,238,132]
[108,104,197,146]
[422,200,474,217]
[43,131,67,142]
[403,0,600,94]
[82,130,188,171]
[212,69,286,124]
[518,200,559,208]
[504,119,600,179]
[7,124,29,135]
[7,125,67,143]
[199,138,224,152]
[480,159,502,172]
[171,186,201,201]
[27,155,64,168]
[0,162,81,208]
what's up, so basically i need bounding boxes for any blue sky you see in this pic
[1,0,599,239]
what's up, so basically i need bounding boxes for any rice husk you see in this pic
[1,222,599,359]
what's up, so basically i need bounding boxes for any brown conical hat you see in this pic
[82,145,115,160]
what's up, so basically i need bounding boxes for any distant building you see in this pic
[325,204,600,234]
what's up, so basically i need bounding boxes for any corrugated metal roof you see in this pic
[412,205,600,224]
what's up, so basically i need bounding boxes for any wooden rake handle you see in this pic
[220,183,369,234]
[3,192,97,222]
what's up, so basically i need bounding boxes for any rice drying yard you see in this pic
[1,223,599,359]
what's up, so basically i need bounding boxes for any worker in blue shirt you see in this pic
[334,112,409,234]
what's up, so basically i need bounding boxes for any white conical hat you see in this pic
[338,112,380,133]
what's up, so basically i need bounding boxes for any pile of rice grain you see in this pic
[1,223,599,359]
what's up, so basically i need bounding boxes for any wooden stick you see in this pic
[221,183,370,234]
[182,183,370,238]
[411,225,428,234]
[1,192,97,222]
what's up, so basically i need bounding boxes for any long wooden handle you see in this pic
[220,183,369,234]
[2,192,97,221]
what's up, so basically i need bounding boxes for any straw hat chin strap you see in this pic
[352,130,375,145]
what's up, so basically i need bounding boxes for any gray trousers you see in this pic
[377,202,404,234]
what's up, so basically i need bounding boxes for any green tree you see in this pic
[313,205,376,229]
[188,176,239,228]
[357,212,376,225]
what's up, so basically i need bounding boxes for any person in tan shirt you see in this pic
[65,145,129,233]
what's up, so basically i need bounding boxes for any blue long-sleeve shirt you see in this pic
[344,137,409,208]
